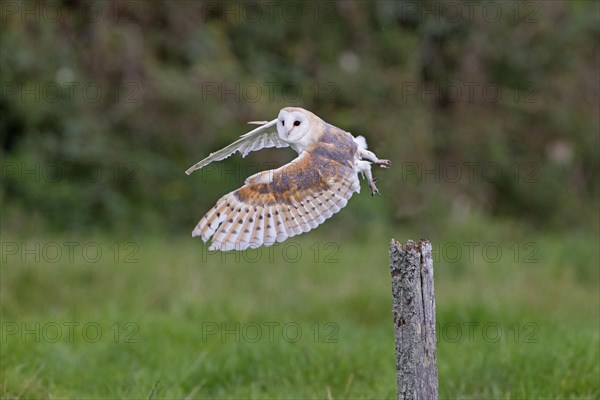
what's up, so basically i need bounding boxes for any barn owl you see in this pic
[186,107,390,251]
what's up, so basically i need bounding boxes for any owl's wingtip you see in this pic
[192,226,201,237]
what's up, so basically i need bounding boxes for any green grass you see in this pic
[1,218,599,399]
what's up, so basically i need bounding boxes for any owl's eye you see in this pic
[293,120,301,126]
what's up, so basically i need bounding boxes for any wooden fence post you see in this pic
[389,239,438,400]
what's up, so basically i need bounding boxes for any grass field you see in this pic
[1,216,599,399]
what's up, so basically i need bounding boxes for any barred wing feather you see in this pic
[192,151,360,251]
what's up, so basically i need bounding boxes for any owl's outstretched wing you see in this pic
[193,148,360,251]
[185,119,288,175]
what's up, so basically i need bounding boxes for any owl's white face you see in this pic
[276,109,311,143]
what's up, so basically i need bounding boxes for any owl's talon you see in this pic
[376,159,391,169]
[369,179,380,196]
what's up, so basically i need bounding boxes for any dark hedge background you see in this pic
[1,0,598,236]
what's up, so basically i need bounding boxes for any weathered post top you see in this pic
[390,239,438,400]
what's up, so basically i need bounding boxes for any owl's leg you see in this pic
[357,160,380,196]
[358,148,391,168]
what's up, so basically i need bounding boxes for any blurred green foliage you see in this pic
[1,0,598,235]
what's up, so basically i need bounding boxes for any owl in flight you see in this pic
[186,107,390,251]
